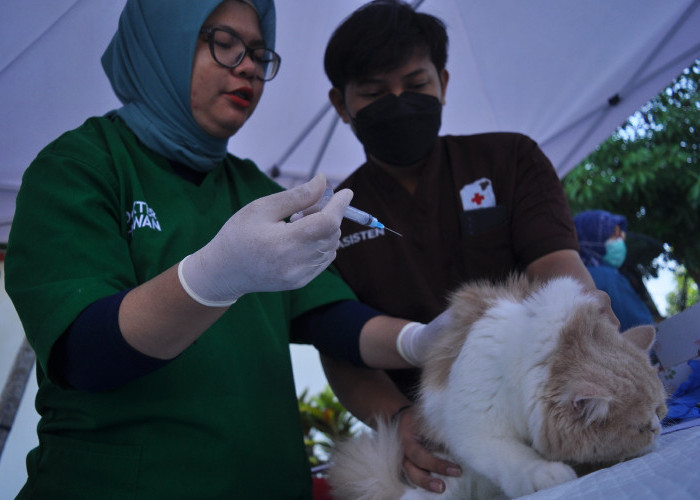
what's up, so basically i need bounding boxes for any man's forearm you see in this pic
[321,354,412,427]
[358,315,414,368]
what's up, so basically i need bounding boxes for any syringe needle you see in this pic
[343,205,402,237]
[385,227,403,237]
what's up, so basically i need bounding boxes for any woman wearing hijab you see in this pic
[574,210,654,332]
[5,1,442,496]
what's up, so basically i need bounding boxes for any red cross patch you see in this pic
[460,178,496,210]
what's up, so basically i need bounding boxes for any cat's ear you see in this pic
[565,382,613,426]
[621,325,656,352]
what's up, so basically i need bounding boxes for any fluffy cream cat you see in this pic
[329,275,667,499]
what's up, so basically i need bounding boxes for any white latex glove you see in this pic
[396,308,455,366]
[178,174,353,307]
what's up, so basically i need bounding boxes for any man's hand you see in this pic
[396,308,455,366]
[396,406,461,494]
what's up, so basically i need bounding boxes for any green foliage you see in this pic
[564,59,700,298]
[666,267,699,316]
[298,386,359,466]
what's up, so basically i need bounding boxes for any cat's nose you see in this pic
[650,415,661,434]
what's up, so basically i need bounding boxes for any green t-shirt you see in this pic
[6,114,355,499]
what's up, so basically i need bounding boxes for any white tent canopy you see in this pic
[1,0,700,244]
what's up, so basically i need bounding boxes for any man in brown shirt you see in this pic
[321,0,609,494]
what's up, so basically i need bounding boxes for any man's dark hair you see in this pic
[324,0,448,91]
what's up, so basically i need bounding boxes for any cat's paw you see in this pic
[528,461,577,491]
[502,460,577,497]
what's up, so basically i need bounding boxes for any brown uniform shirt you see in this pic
[334,133,578,396]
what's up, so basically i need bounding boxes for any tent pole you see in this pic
[306,114,341,182]
[268,102,333,178]
[552,0,700,174]
[0,338,35,457]
[0,182,20,193]
[270,0,424,182]
[618,0,700,99]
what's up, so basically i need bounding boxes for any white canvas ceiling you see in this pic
[1,0,699,244]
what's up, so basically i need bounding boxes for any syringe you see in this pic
[343,205,403,237]
[294,186,402,237]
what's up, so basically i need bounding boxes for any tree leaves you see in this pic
[298,386,359,466]
[564,58,700,293]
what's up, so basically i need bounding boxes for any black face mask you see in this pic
[351,92,442,166]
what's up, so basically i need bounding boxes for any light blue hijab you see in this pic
[102,0,276,172]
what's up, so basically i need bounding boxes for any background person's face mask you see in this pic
[351,92,442,166]
[603,238,627,268]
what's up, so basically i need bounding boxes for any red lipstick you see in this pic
[225,86,253,108]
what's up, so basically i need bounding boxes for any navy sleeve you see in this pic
[52,290,171,392]
[290,300,383,367]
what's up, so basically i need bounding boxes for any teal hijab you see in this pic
[102,0,276,172]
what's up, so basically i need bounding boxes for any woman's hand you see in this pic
[179,173,353,306]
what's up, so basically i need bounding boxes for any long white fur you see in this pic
[420,277,588,497]
[328,418,407,500]
[329,277,660,499]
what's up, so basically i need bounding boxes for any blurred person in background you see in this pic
[574,210,655,331]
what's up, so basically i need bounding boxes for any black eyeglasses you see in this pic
[199,27,281,81]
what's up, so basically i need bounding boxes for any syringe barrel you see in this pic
[293,188,382,228]
[343,205,374,226]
